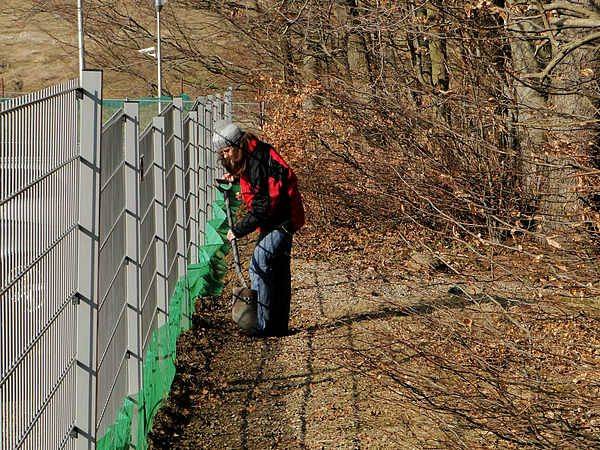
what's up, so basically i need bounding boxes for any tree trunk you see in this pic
[427,3,449,122]
[302,5,322,110]
[505,0,599,238]
[407,1,449,121]
[540,1,597,234]
[346,0,372,94]
[505,2,548,209]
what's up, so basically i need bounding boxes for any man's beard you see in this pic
[220,154,235,174]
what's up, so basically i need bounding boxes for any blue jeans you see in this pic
[249,229,293,335]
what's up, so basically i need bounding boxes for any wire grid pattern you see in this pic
[0,80,233,449]
[199,100,211,237]
[102,98,197,131]
[213,96,226,180]
[139,124,159,357]
[96,113,129,436]
[183,115,193,262]
[0,80,79,450]
[162,104,179,301]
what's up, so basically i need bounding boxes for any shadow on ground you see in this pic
[148,256,499,449]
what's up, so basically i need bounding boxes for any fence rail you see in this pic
[0,72,233,449]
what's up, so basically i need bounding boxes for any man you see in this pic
[213,121,305,336]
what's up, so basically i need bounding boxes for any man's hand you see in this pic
[223,173,236,182]
[227,229,236,242]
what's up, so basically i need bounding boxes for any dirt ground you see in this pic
[147,230,600,450]
[147,239,464,450]
[0,1,236,98]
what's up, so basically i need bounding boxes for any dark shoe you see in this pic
[268,327,289,337]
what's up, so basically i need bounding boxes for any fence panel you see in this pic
[1,82,232,449]
[217,95,227,179]
[224,88,233,122]
[151,116,169,329]
[162,105,178,300]
[123,102,142,412]
[199,98,210,242]
[185,111,199,264]
[172,98,187,282]
[139,122,158,357]
[0,78,80,450]
[204,96,214,209]
[96,110,129,438]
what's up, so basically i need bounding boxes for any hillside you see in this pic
[0,1,228,98]
[0,2,77,95]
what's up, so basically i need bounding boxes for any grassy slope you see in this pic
[0,2,78,94]
[0,1,144,97]
[0,1,217,98]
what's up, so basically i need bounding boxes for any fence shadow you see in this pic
[290,291,521,336]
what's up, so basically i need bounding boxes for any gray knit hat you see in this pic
[213,120,244,151]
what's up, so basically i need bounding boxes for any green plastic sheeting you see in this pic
[96,398,134,450]
[97,183,241,450]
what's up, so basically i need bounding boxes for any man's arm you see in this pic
[231,155,270,238]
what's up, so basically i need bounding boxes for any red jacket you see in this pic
[232,137,305,238]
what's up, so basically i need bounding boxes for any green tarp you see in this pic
[97,183,240,450]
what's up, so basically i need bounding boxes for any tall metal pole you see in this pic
[77,0,85,80]
[156,4,163,114]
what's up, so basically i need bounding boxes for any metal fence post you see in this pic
[152,116,169,326]
[172,98,187,278]
[187,109,200,264]
[206,95,216,207]
[123,102,142,405]
[214,95,224,179]
[198,98,208,243]
[75,69,103,450]
[225,87,233,122]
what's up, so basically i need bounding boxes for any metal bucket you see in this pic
[231,287,258,332]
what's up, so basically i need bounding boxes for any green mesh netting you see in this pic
[97,183,241,450]
[96,397,135,450]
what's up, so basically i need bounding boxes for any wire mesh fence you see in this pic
[102,96,197,131]
[0,73,233,449]
[0,79,80,450]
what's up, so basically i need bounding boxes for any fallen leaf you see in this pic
[546,237,562,249]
